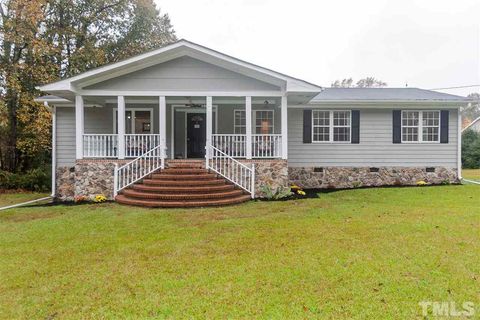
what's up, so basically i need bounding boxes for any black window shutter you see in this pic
[303,109,312,143]
[351,110,360,144]
[440,110,449,143]
[392,110,402,143]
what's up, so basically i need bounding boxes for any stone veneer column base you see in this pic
[55,160,131,201]
[288,166,459,189]
[238,159,289,198]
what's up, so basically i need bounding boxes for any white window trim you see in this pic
[233,109,246,134]
[253,109,275,134]
[311,110,352,143]
[401,110,441,144]
[113,107,154,134]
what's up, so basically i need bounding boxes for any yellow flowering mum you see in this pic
[94,194,107,203]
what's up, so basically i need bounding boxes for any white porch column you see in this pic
[245,96,252,159]
[159,96,166,167]
[281,95,288,160]
[75,95,84,159]
[117,96,125,159]
[206,96,213,162]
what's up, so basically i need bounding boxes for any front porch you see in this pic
[76,95,287,161]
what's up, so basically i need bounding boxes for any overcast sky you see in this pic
[156,0,480,97]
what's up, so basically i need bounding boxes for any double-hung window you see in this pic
[234,110,246,134]
[312,110,351,143]
[401,110,440,143]
[255,110,274,134]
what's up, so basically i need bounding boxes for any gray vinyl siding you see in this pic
[56,107,76,167]
[287,108,458,167]
[84,56,281,92]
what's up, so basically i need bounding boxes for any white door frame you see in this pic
[171,105,218,159]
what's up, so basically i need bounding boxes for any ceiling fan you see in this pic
[185,97,203,108]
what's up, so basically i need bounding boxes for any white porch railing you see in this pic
[114,144,164,195]
[83,134,118,158]
[212,134,246,157]
[252,134,282,158]
[125,134,161,158]
[212,134,282,159]
[206,145,255,197]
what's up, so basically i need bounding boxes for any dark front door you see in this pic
[187,113,206,158]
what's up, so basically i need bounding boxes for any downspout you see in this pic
[457,106,462,180]
[50,103,56,197]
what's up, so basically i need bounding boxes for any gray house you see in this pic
[37,39,469,207]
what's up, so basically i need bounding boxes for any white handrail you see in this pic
[211,134,282,159]
[212,134,246,158]
[114,144,164,195]
[83,134,118,158]
[206,145,255,198]
[125,134,161,158]
[252,134,282,158]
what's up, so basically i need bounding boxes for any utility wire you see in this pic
[429,84,480,90]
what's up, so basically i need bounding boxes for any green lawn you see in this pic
[0,192,50,207]
[463,169,480,182]
[0,185,479,319]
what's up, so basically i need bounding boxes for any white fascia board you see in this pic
[37,39,322,94]
[37,42,187,92]
[34,97,71,104]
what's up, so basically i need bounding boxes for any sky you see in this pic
[155,0,480,97]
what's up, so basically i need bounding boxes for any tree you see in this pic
[0,0,56,171]
[331,78,353,88]
[0,0,176,172]
[331,77,387,88]
[462,129,480,169]
[461,92,480,123]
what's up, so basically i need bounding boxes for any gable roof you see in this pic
[38,39,322,94]
[312,88,469,102]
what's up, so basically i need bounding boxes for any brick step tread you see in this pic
[131,184,235,193]
[166,163,205,168]
[150,173,217,180]
[115,194,251,208]
[121,189,244,200]
[162,168,208,174]
[143,179,225,186]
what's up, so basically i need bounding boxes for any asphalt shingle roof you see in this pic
[312,88,468,101]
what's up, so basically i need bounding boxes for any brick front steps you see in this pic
[115,160,251,208]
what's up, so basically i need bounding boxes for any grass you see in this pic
[0,191,50,207]
[463,169,480,182]
[0,185,479,319]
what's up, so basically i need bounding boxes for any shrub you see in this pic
[0,167,50,191]
[260,185,293,200]
[462,129,480,169]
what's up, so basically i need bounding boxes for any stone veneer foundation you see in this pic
[55,160,459,201]
[238,159,289,198]
[55,160,130,201]
[55,159,290,201]
[288,166,459,189]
